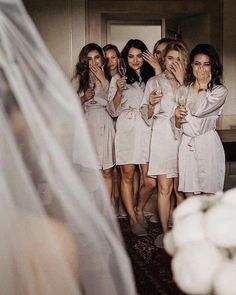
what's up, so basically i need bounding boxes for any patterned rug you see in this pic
[119,218,185,295]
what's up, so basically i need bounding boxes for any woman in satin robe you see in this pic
[175,43,227,196]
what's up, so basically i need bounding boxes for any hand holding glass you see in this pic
[118,58,128,89]
[154,88,164,113]
[177,87,188,123]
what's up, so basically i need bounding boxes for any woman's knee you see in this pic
[121,166,135,179]
[102,168,113,179]
[158,184,173,198]
[143,177,156,190]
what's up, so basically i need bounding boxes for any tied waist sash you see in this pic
[183,129,216,157]
[122,106,140,119]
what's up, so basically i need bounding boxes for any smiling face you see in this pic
[165,49,181,74]
[191,53,211,79]
[87,50,103,67]
[104,49,119,72]
[127,47,144,74]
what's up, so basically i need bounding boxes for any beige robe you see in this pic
[107,75,151,165]
[82,80,115,170]
[141,73,180,178]
[175,84,228,193]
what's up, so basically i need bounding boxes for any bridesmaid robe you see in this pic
[174,84,228,194]
[107,75,151,165]
[82,80,115,170]
[141,72,180,178]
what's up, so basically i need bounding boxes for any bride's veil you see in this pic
[0,0,136,294]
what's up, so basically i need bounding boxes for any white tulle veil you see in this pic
[0,0,136,294]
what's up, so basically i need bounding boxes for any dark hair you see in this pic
[186,43,223,89]
[120,39,155,85]
[73,43,109,94]
[103,44,120,58]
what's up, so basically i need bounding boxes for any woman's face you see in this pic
[105,49,119,72]
[154,42,167,64]
[191,53,211,78]
[165,49,181,73]
[127,47,143,73]
[87,50,103,67]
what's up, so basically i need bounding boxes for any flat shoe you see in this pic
[130,222,147,237]
[149,214,159,224]
[136,212,148,229]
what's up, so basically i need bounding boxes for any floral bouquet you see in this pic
[164,188,236,295]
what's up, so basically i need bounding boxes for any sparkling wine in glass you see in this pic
[177,87,188,123]
[89,73,96,104]
[118,58,128,89]
[154,87,164,113]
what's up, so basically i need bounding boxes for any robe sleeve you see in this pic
[106,76,121,117]
[170,107,183,140]
[189,85,228,118]
[102,79,110,97]
[140,77,161,126]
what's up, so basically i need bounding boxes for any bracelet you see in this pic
[198,88,207,93]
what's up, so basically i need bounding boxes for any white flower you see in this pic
[163,230,176,256]
[205,202,236,248]
[173,196,202,224]
[172,240,224,295]
[172,212,205,248]
[213,258,236,295]
[221,188,236,207]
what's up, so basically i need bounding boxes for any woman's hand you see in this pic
[81,88,95,104]
[116,77,127,92]
[142,51,162,75]
[175,105,188,120]
[149,89,162,106]
[170,61,185,85]
[196,68,211,90]
[89,64,106,82]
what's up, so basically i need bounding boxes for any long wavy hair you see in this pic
[73,43,109,94]
[186,44,223,89]
[120,39,155,85]
[163,40,189,84]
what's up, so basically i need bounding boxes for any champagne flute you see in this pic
[177,86,188,123]
[154,87,164,114]
[89,73,96,104]
[118,58,128,90]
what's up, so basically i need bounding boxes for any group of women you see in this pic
[73,37,227,246]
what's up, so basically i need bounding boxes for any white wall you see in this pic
[108,25,161,52]
[24,0,86,77]
[221,0,236,129]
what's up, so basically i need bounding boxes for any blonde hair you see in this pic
[163,40,189,69]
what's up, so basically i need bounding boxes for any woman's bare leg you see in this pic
[120,164,137,224]
[157,175,173,233]
[136,163,156,214]
[102,167,114,203]
[133,165,140,206]
[173,177,185,206]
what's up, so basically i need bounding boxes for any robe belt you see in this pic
[122,106,140,119]
[84,105,107,119]
[183,129,216,153]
